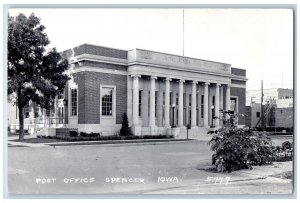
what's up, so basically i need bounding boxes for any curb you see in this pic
[8,138,202,148]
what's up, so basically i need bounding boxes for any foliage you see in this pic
[208,111,275,172]
[79,132,101,138]
[120,113,131,136]
[271,141,293,162]
[69,131,78,137]
[8,13,70,140]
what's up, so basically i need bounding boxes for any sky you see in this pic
[8,8,294,91]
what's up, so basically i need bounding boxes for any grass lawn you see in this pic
[12,138,64,143]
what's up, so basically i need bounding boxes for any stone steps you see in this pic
[178,127,214,140]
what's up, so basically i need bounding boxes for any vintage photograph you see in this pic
[6,7,294,195]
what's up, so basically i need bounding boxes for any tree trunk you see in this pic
[18,105,24,141]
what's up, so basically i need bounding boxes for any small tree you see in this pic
[208,110,274,172]
[8,13,70,140]
[120,113,131,136]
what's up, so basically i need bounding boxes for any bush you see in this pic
[44,134,173,142]
[255,127,293,133]
[79,132,100,137]
[282,141,292,150]
[271,141,293,162]
[209,111,275,172]
[120,113,131,136]
[69,131,78,137]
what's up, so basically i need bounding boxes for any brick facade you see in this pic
[74,71,127,125]
[62,44,128,59]
[231,87,246,125]
[231,67,246,76]
[275,107,293,128]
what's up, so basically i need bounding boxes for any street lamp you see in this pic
[171,103,176,128]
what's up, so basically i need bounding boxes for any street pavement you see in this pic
[6,138,293,195]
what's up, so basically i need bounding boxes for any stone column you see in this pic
[215,84,221,127]
[149,76,157,128]
[204,82,210,127]
[226,84,231,119]
[157,89,163,127]
[191,81,198,127]
[132,75,140,126]
[141,88,148,127]
[220,85,224,126]
[178,79,185,127]
[164,78,171,128]
[197,94,201,126]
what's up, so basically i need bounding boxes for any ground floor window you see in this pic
[139,90,142,117]
[212,96,215,118]
[101,87,113,116]
[24,105,30,118]
[196,94,199,125]
[16,105,18,119]
[71,88,78,116]
[34,106,39,118]
[201,95,204,118]
[155,91,158,117]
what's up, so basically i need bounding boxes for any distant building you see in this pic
[246,88,293,105]
[245,88,293,129]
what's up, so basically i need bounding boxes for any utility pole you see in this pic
[182,9,185,56]
[282,71,283,88]
[261,80,265,131]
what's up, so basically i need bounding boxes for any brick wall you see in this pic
[245,106,252,127]
[80,61,127,71]
[231,68,246,76]
[275,107,293,128]
[231,87,246,125]
[277,88,293,98]
[74,71,127,124]
[231,79,246,86]
[62,44,128,59]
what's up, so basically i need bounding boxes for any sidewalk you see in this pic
[142,161,293,194]
[7,137,198,148]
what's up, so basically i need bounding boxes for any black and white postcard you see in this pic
[5,6,295,197]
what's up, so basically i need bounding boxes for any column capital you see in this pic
[179,79,185,83]
[216,83,221,87]
[150,76,157,80]
[205,82,210,85]
[165,77,172,81]
[131,74,141,79]
[192,80,198,84]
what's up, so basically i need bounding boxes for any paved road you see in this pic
[7,138,293,195]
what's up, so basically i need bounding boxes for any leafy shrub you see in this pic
[282,141,292,151]
[79,132,101,137]
[120,113,131,136]
[45,134,173,142]
[79,132,87,137]
[69,131,78,137]
[209,111,275,172]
